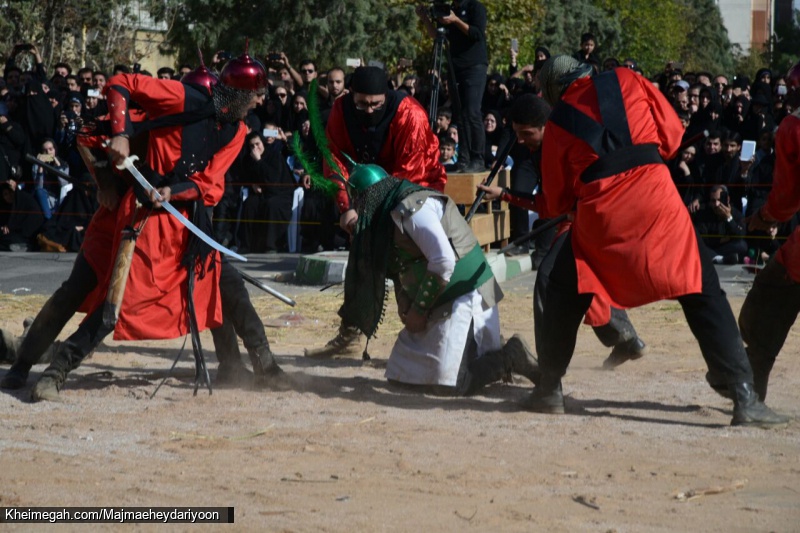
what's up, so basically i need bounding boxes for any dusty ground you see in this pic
[0,288,798,532]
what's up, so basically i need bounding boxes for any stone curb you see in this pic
[294,250,533,285]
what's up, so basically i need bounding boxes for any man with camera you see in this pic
[692,185,747,264]
[418,0,488,173]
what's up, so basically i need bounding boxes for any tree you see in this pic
[149,0,419,71]
[483,0,545,73]
[595,0,687,75]
[680,0,735,76]
[771,10,800,74]
[0,0,142,73]
[534,0,621,60]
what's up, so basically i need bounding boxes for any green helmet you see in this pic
[341,152,389,191]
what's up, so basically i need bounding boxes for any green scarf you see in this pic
[340,178,423,338]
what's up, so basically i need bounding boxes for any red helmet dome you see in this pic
[786,61,800,89]
[181,49,219,94]
[220,39,266,92]
[182,66,219,94]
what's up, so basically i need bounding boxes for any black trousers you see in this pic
[739,258,800,368]
[534,230,753,384]
[14,252,98,370]
[211,260,270,365]
[454,63,487,167]
[534,232,641,352]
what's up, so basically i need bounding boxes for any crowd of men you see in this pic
[0,4,797,426]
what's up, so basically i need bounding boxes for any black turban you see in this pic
[350,66,388,95]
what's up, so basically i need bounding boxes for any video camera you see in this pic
[430,0,452,19]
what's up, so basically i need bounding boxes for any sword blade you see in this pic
[118,156,247,262]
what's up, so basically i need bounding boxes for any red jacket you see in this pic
[80,74,245,340]
[540,68,702,326]
[763,111,800,282]
[324,93,446,212]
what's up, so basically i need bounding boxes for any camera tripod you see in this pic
[427,26,462,131]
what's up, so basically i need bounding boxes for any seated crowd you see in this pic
[0,36,796,261]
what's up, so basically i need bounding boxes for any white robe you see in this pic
[384,197,502,386]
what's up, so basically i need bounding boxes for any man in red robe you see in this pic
[477,93,647,369]
[738,60,800,401]
[306,66,447,358]
[4,51,267,402]
[526,55,786,427]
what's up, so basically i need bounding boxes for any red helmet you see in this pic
[786,61,800,89]
[182,65,219,94]
[181,49,219,94]
[220,39,266,92]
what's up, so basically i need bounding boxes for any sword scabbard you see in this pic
[103,228,139,329]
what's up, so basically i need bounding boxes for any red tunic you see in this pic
[763,111,800,282]
[324,95,447,212]
[80,74,245,340]
[540,68,702,326]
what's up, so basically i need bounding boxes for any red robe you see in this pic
[324,94,447,212]
[80,74,245,340]
[763,110,800,282]
[540,68,702,326]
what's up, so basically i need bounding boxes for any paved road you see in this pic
[0,251,756,301]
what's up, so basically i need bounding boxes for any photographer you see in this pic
[29,138,69,220]
[418,0,488,173]
[692,185,747,264]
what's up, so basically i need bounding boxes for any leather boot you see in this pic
[249,346,293,391]
[0,315,62,389]
[304,324,362,358]
[747,347,775,402]
[521,373,565,414]
[212,322,253,388]
[602,337,646,369]
[503,335,541,385]
[0,329,22,365]
[459,349,512,396]
[730,382,790,428]
[215,359,254,388]
[30,366,69,403]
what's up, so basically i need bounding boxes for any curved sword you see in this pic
[116,155,247,262]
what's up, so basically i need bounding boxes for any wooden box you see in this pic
[467,211,510,248]
[443,170,509,205]
[444,169,510,249]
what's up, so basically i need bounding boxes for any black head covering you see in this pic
[350,67,388,95]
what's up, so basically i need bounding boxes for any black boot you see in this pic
[1,316,59,389]
[304,324,362,358]
[602,337,646,370]
[212,322,254,388]
[460,349,512,396]
[215,359,254,388]
[1,364,31,390]
[521,373,565,414]
[730,382,789,428]
[249,346,293,391]
[503,335,541,385]
[30,365,69,403]
[0,329,21,364]
[747,347,775,402]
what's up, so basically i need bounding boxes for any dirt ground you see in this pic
[0,287,798,532]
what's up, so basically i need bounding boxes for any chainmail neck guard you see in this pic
[212,84,254,123]
[341,178,423,338]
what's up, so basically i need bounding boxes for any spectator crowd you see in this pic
[0,33,797,263]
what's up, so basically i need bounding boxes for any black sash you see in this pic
[548,70,664,183]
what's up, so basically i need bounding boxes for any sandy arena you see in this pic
[0,286,798,531]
